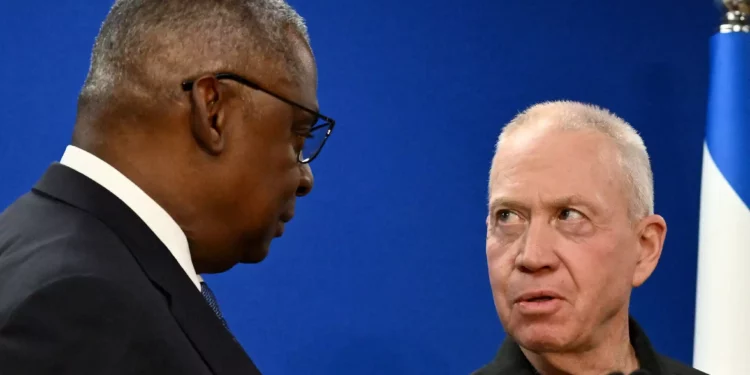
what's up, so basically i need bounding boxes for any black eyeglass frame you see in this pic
[181,72,335,164]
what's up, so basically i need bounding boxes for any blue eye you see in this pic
[496,209,520,223]
[559,208,583,220]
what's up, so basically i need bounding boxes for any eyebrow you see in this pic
[488,198,527,213]
[303,111,318,123]
[295,106,318,124]
[489,194,600,216]
[291,117,314,133]
[559,195,600,214]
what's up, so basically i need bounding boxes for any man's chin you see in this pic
[239,242,271,264]
[510,323,573,353]
[191,237,271,273]
[517,337,569,353]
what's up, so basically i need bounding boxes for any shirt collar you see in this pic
[482,315,665,375]
[59,145,202,290]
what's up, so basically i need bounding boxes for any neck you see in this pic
[74,131,196,222]
[522,315,638,375]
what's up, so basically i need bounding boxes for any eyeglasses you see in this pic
[182,72,335,164]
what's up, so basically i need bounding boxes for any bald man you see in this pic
[473,101,705,375]
[0,1,335,374]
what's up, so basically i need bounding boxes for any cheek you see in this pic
[561,238,633,309]
[247,128,299,193]
[226,137,298,218]
[486,237,510,273]
[486,239,515,301]
[257,147,299,205]
[486,227,520,268]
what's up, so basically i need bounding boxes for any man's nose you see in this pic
[297,163,314,197]
[515,220,559,273]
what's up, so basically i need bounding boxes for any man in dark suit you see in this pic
[473,101,705,375]
[0,0,335,374]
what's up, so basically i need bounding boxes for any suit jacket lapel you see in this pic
[33,163,261,375]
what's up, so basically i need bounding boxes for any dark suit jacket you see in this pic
[0,164,261,375]
[471,317,708,375]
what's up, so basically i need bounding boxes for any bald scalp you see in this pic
[76,0,312,124]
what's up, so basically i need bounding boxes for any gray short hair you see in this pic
[78,0,310,113]
[491,100,654,219]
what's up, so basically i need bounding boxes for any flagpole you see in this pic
[693,1,750,373]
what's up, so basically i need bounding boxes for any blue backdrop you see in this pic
[0,1,717,374]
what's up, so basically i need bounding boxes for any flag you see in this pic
[692,26,750,373]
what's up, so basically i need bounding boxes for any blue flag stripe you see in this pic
[705,32,750,209]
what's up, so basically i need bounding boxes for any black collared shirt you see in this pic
[470,316,707,375]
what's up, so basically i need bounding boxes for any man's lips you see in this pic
[513,290,564,304]
[275,212,294,237]
[513,290,565,315]
[280,212,294,223]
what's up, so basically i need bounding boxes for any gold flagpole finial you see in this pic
[721,0,750,32]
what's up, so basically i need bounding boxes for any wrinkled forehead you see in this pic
[488,128,626,205]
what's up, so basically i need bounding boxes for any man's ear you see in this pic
[632,214,667,287]
[189,75,226,155]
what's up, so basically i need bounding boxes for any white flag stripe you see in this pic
[693,143,750,374]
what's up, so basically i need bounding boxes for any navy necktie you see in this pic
[200,281,229,329]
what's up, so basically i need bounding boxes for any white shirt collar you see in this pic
[60,145,202,290]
